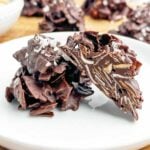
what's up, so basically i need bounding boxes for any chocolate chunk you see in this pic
[114,3,150,44]
[60,31,143,120]
[28,102,41,109]
[23,76,54,102]
[22,0,52,17]
[5,87,14,102]
[60,91,81,111]
[12,77,27,110]
[38,72,52,81]
[54,79,73,102]
[82,0,132,20]
[30,102,57,116]
[53,64,66,74]
[39,0,85,32]
[13,34,60,74]
[6,35,93,117]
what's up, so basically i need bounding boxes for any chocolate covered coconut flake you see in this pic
[22,0,52,16]
[39,0,85,32]
[60,31,143,120]
[115,3,150,44]
[82,0,132,20]
[6,35,93,117]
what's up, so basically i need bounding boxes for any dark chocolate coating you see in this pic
[39,0,85,32]
[22,0,52,16]
[61,31,143,120]
[6,35,93,117]
[117,3,150,44]
[82,0,132,20]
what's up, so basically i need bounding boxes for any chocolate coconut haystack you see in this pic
[39,0,85,32]
[6,35,93,117]
[82,0,132,20]
[116,3,150,44]
[22,0,52,16]
[61,31,143,120]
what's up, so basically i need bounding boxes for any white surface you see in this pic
[0,32,150,150]
[0,0,24,35]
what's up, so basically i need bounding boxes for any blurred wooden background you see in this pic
[0,16,124,43]
[0,0,124,43]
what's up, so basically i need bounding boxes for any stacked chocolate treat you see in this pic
[22,0,52,16]
[6,32,143,120]
[22,0,84,32]
[82,0,132,20]
[39,0,85,32]
[61,32,143,120]
[117,3,150,44]
[6,35,93,117]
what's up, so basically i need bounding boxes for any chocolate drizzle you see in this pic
[39,0,85,32]
[6,35,93,117]
[82,0,132,20]
[60,31,143,120]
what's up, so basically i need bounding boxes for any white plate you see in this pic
[0,32,150,150]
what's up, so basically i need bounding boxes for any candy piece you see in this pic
[82,0,132,20]
[60,31,143,120]
[39,0,84,32]
[6,35,93,117]
[117,3,150,44]
[22,0,52,16]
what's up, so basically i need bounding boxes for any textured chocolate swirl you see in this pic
[60,31,143,120]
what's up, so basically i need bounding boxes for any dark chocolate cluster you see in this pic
[39,0,85,32]
[6,35,93,117]
[5,32,144,120]
[117,3,150,44]
[61,31,143,120]
[22,0,52,16]
[82,0,132,20]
